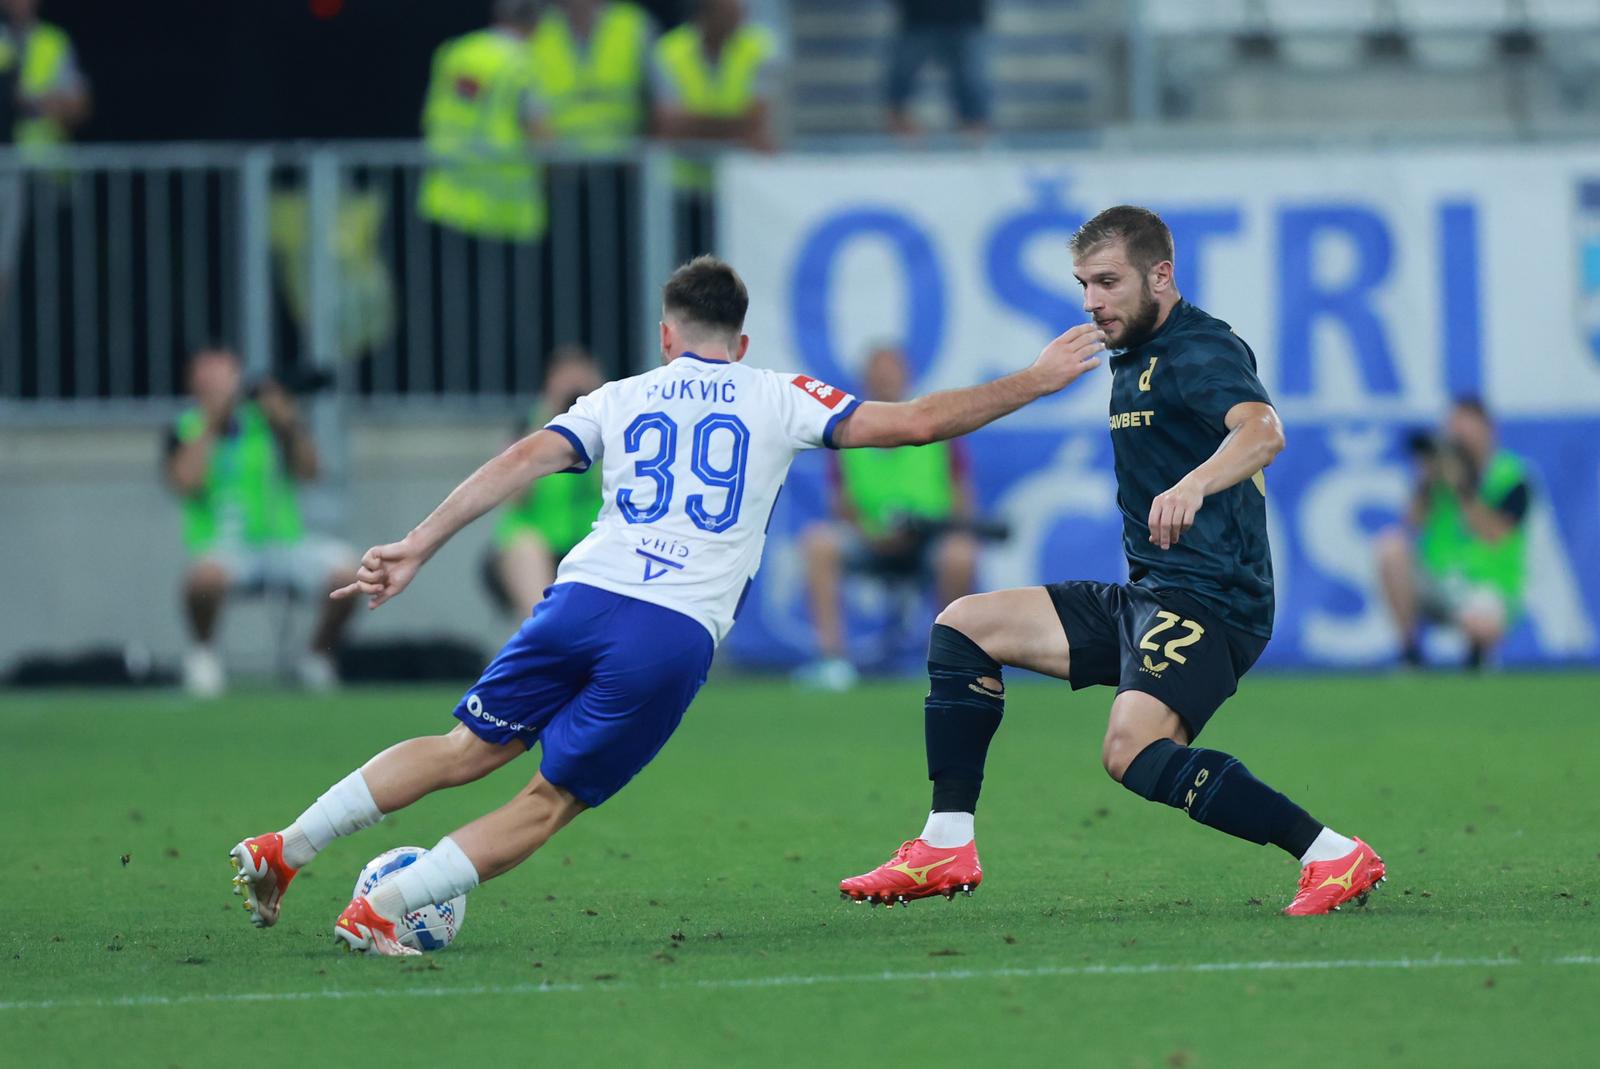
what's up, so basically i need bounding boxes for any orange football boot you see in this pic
[839,838,982,906]
[1283,837,1386,916]
[333,895,419,956]
[228,833,298,928]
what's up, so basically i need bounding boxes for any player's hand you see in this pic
[330,538,426,610]
[1031,323,1106,393]
[1148,477,1205,550]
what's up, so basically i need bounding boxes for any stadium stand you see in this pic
[788,0,1116,135]
[1147,0,1600,131]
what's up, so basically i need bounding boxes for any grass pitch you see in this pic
[2,672,1596,1067]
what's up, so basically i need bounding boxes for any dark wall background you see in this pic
[45,0,688,142]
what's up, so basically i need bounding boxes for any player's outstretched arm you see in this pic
[831,324,1105,449]
[331,429,581,609]
[1147,401,1285,550]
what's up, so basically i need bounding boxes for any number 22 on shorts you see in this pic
[1139,610,1205,674]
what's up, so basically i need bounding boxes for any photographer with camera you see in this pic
[164,347,359,697]
[1375,397,1533,670]
[796,344,986,690]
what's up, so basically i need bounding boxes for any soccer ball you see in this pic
[352,846,468,951]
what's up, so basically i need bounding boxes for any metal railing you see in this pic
[11,123,1598,424]
[0,141,678,419]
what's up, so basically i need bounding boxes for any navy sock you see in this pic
[924,623,1005,814]
[1121,738,1323,859]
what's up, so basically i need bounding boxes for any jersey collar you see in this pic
[676,350,733,366]
[1115,298,1192,360]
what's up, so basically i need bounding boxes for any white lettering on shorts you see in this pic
[464,692,520,732]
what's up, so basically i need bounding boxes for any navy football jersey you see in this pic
[1106,300,1275,638]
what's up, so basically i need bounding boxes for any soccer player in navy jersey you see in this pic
[840,207,1385,916]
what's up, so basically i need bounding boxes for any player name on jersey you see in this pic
[547,353,859,644]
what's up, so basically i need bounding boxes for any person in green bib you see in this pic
[798,345,979,690]
[164,348,360,698]
[484,346,606,617]
[1376,397,1533,670]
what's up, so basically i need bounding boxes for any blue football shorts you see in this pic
[451,581,716,807]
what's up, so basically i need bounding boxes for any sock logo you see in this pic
[1182,768,1210,814]
[968,676,1004,699]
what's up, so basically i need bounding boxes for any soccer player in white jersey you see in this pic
[227,256,1107,955]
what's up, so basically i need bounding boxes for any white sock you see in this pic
[1299,826,1359,866]
[279,770,383,868]
[367,836,481,922]
[920,810,974,848]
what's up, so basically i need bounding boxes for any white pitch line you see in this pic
[3,953,1586,1013]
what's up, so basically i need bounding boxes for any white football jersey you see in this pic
[545,353,859,643]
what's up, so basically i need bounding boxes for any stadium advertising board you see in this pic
[719,147,1600,668]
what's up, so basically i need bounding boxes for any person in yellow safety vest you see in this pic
[419,0,548,243]
[650,0,781,193]
[530,0,655,153]
[1,0,91,148]
[796,345,981,691]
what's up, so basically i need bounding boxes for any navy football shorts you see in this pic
[1044,580,1268,740]
[452,581,715,807]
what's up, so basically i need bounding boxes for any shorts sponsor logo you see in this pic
[791,375,845,409]
[463,693,520,732]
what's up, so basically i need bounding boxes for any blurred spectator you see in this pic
[0,18,19,304]
[164,348,358,698]
[530,0,656,152]
[651,0,780,255]
[418,0,545,242]
[0,19,17,144]
[886,0,990,139]
[1376,398,1533,670]
[796,344,979,690]
[483,347,605,616]
[0,0,87,306]
[2,0,90,149]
